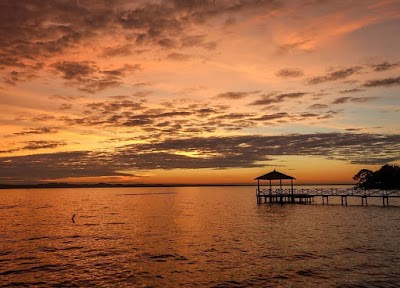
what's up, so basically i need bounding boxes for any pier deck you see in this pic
[256,188,400,206]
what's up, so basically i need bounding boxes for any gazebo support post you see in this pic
[269,180,272,194]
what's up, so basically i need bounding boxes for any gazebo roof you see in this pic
[254,169,295,180]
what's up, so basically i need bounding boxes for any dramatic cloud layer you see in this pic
[1,133,399,183]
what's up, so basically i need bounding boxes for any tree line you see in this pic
[353,164,400,189]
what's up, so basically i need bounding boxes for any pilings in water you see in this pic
[256,193,313,205]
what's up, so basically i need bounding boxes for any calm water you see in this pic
[0,186,399,287]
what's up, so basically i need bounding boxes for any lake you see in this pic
[1,186,399,287]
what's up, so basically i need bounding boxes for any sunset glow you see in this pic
[0,0,399,184]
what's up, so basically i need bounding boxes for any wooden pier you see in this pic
[254,169,400,206]
[256,188,400,206]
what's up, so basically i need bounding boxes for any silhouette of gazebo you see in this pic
[255,169,296,195]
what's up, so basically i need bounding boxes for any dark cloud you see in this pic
[51,61,141,92]
[0,140,66,154]
[308,104,329,110]
[276,68,304,78]
[216,90,260,99]
[12,127,58,136]
[117,0,280,49]
[51,61,96,80]
[308,67,362,84]
[0,1,112,76]
[213,112,256,120]
[370,61,399,72]
[132,91,153,97]
[252,113,288,122]
[22,141,66,150]
[101,44,133,58]
[363,76,400,88]
[345,128,362,132]
[180,34,217,50]
[249,92,307,106]
[59,103,73,110]
[0,1,281,86]
[3,69,38,85]
[0,151,128,183]
[32,114,56,122]
[332,96,377,105]
[85,99,144,114]
[339,88,364,94]
[166,52,192,61]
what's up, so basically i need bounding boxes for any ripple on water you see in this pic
[138,252,189,262]
[0,204,20,210]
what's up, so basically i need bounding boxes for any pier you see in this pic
[256,187,400,206]
[255,169,400,206]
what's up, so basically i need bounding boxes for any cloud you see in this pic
[216,90,260,99]
[12,127,58,136]
[1,1,282,86]
[49,94,82,102]
[101,44,133,58]
[332,97,377,105]
[51,95,338,138]
[22,141,66,150]
[275,40,313,55]
[252,113,288,121]
[59,103,73,110]
[339,88,364,94]
[276,68,304,78]
[51,61,141,92]
[363,76,400,88]
[0,140,66,154]
[166,52,192,61]
[249,92,307,106]
[370,61,399,72]
[0,151,130,183]
[308,67,362,84]
[308,104,329,110]
[115,133,400,168]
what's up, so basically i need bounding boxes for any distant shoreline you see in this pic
[0,183,355,189]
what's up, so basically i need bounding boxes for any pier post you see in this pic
[361,196,368,206]
[382,196,389,207]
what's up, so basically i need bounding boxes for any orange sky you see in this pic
[0,0,399,185]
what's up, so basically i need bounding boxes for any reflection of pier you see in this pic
[256,188,400,206]
[255,170,400,206]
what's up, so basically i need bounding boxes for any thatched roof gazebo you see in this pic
[255,169,296,195]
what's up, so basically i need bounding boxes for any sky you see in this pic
[0,0,399,185]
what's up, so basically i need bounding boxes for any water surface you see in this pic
[1,187,399,287]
